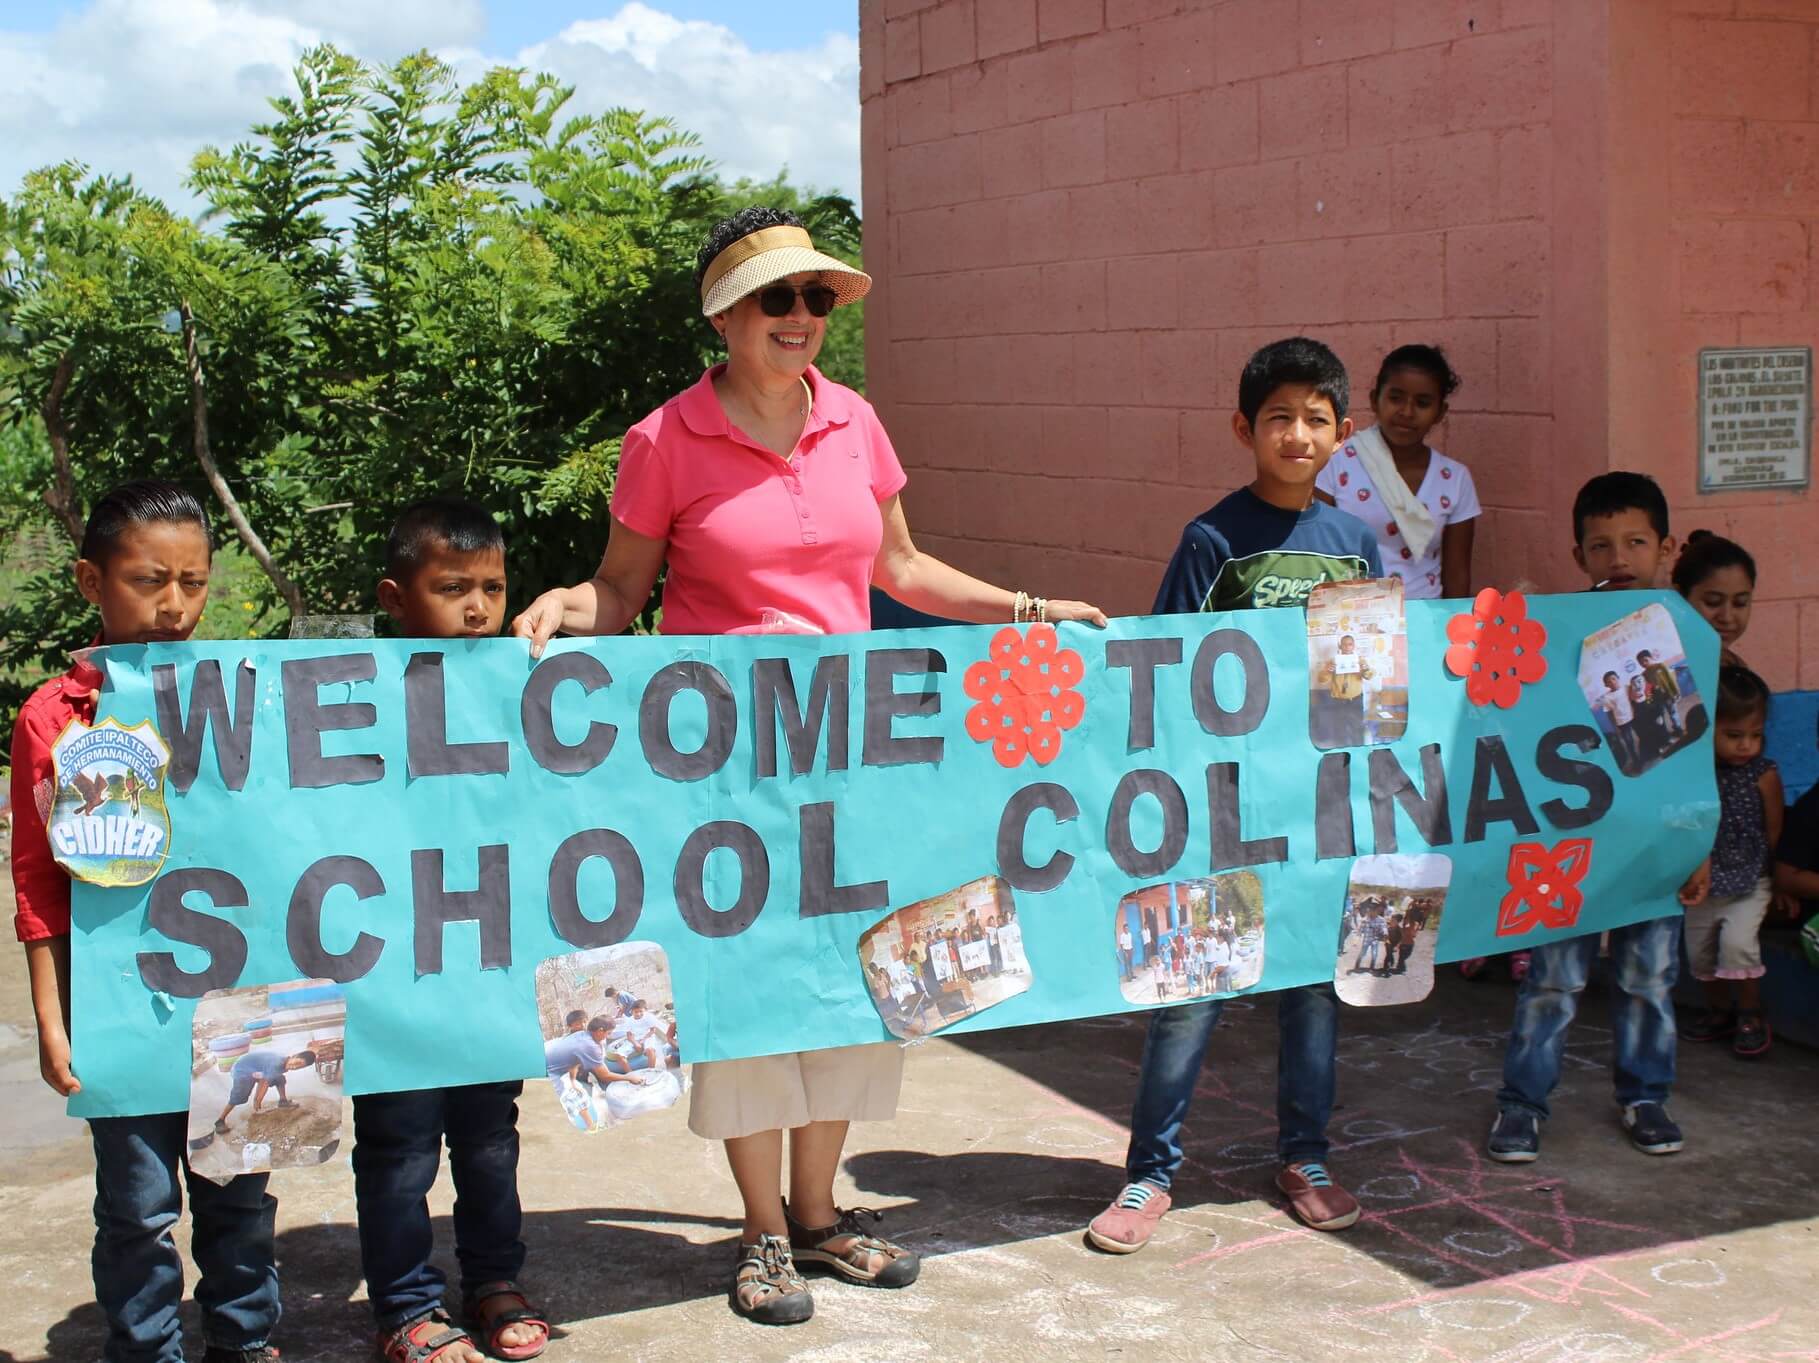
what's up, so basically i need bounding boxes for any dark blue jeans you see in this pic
[1126,983,1339,1189]
[1497,916,1680,1120]
[89,1112,279,1362]
[352,1082,526,1329]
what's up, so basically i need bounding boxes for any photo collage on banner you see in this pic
[187,979,345,1182]
[1334,854,1453,1007]
[1306,579,1409,749]
[1578,602,1708,777]
[859,875,1031,1040]
[535,944,685,1134]
[1115,872,1266,1006]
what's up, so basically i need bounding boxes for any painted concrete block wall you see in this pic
[1609,0,1819,695]
[860,0,1587,618]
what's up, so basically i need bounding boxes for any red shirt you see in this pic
[10,655,101,941]
[610,364,908,636]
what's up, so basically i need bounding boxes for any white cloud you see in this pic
[0,0,859,216]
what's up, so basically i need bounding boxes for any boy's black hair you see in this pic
[1603,670,1620,685]
[586,1015,615,1034]
[1238,336,1350,426]
[1571,472,1669,544]
[80,479,213,564]
[1637,650,1653,664]
[695,205,805,292]
[1715,664,1770,722]
[564,1008,587,1027]
[292,1050,318,1067]
[385,497,505,581]
[1372,343,1461,400]
[1672,529,1757,594]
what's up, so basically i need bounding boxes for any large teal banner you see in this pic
[69,590,1718,1117]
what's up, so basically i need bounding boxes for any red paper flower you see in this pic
[1496,839,1593,937]
[1445,587,1547,708]
[963,623,1086,768]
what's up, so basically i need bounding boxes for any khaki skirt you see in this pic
[687,1041,905,1141]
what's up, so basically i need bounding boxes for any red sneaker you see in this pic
[1276,1163,1360,1231]
[1086,1181,1171,1254]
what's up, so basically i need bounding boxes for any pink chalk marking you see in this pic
[1639,1311,1786,1363]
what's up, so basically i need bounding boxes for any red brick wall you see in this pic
[861,0,1582,616]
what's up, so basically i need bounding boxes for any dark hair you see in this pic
[564,1008,587,1027]
[1238,336,1349,425]
[1372,344,1461,401]
[80,479,212,564]
[1571,471,1669,544]
[385,497,504,581]
[292,1050,317,1067]
[587,1015,615,1034]
[1716,664,1769,722]
[1672,529,1756,595]
[1637,650,1652,663]
[694,206,805,293]
[1603,670,1619,685]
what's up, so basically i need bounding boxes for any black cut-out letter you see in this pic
[1367,744,1454,852]
[1105,637,1183,750]
[1207,761,1288,870]
[1315,751,1355,860]
[522,652,617,775]
[1536,725,1614,831]
[675,822,769,938]
[1190,630,1270,736]
[799,802,888,918]
[283,653,383,789]
[1463,735,1539,842]
[548,828,645,948]
[154,660,255,794]
[411,845,512,974]
[862,648,945,767]
[754,655,851,778]
[137,869,249,997]
[997,782,1079,892]
[639,661,736,780]
[287,856,385,983]
[1106,769,1189,878]
[405,653,508,778]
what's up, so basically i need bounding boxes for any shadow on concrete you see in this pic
[941,969,1819,1295]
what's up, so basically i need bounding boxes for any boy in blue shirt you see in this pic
[353,499,547,1363]
[1087,337,1381,1255]
[1488,472,1690,1163]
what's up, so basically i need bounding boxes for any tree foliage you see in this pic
[0,46,864,712]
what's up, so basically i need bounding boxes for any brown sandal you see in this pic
[786,1204,921,1288]
[463,1282,548,1361]
[377,1310,474,1363]
[731,1233,814,1325]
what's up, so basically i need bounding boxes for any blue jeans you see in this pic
[89,1112,279,1362]
[1126,983,1339,1189]
[352,1083,526,1328]
[1497,916,1679,1120]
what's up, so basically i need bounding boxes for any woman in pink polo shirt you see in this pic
[513,207,1104,1326]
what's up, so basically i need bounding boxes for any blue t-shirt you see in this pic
[544,1031,606,1079]
[230,1050,289,1083]
[1154,488,1382,615]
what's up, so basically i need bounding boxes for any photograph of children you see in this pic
[1333,854,1452,1007]
[186,979,345,1183]
[533,943,685,1134]
[1306,578,1409,749]
[1578,602,1709,777]
[858,875,1031,1040]
[1115,872,1266,1007]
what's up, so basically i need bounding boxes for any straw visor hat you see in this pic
[698,224,871,317]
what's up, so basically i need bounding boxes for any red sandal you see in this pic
[377,1310,475,1363]
[464,1282,549,1361]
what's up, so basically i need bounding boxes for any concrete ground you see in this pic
[2,929,1817,1361]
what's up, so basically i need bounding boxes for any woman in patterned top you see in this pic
[1679,666,1784,1057]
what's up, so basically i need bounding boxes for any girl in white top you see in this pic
[1315,344,1480,599]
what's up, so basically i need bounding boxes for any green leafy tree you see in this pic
[0,46,866,714]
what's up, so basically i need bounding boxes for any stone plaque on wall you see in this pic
[1698,347,1812,492]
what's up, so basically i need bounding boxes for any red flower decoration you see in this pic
[1440,495,1452,510]
[1338,472,1349,487]
[1358,489,1371,501]
[1441,466,1452,479]
[1496,839,1593,937]
[963,624,1086,768]
[1444,588,1548,708]
[1400,547,1412,559]
[1385,521,1398,536]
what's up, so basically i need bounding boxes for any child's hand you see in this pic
[37,1024,80,1097]
[1678,858,1711,907]
[1771,889,1803,922]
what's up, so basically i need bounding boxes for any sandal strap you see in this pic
[464,1281,549,1345]
[379,1312,472,1363]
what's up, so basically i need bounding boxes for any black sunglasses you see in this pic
[757,283,838,318]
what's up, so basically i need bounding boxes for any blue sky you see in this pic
[0,1,864,208]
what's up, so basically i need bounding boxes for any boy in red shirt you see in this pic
[10,480,282,1363]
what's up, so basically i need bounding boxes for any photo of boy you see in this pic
[1577,601,1708,778]
[187,979,346,1182]
[859,877,1029,1039]
[534,943,686,1132]
[1114,873,1266,1007]
[1333,855,1451,1007]
[1305,578,1407,749]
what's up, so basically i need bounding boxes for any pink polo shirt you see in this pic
[611,364,908,636]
